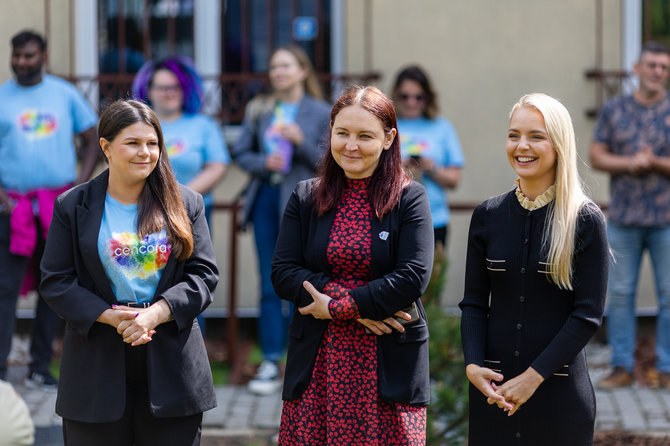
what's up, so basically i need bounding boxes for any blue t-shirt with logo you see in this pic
[0,74,98,192]
[161,113,230,207]
[397,116,465,227]
[98,194,172,304]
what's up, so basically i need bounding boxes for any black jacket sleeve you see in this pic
[459,203,491,367]
[349,183,434,320]
[158,190,219,331]
[40,195,111,336]
[271,181,332,307]
[530,206,609,378]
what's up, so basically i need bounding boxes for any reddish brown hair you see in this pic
[313,86,410,219]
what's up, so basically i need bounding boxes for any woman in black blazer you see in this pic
[271,86,433,445]
[40,100,218,445]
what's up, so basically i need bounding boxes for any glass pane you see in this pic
[644,0,670,48]
[149,0,194,60]
[99,0,194,75]
[99,0,147,74]
[223,0,243,72]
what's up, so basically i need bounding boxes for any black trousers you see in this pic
[0,214,61,378]
[62,344,202,446]
[434,225,448,247]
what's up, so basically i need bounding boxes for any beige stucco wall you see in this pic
[0,0,73,83]
[3,1,660,316]
[342,0,667,312]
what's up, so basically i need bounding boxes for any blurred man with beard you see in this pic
[0,30,98,390]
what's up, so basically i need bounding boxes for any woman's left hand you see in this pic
[278,123,304,146]
[416,157,436,173]
[490,367,544,416]
[113,300,173,346]
[357,309,410,335]
[298,281,332,320]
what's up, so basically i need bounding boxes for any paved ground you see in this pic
[6,338,670,445]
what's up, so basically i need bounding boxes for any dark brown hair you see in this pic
[98,100,193,260]
[313,86,410,219]
[641,40,670,59]
[11,30,46,52]
[392,65,438,119]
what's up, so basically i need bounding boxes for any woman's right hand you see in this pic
[265,152,285,172]
[0,190,13,215]
[96,308,156,345]
[465,364,514,411]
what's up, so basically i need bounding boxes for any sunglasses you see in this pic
[397,93,426,102]
[151,84,182,93]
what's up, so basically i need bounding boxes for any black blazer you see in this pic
[40,170,218,422]
[271,179,434,405]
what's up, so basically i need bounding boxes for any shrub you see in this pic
[424,243,469,445]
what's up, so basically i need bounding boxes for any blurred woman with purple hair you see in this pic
[132,56,230,225]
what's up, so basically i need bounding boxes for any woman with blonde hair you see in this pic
[459,93,609,445]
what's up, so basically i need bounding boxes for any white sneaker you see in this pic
[248,360,281,395]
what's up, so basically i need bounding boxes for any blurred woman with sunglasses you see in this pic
[392,65,464,251]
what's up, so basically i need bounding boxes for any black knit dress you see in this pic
[279,178,426,446]
[459,190,608,445]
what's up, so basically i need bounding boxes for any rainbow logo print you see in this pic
[107,231,171,280]
[166,139,186,157]
[400,134,429,158]
[18,110,57,139]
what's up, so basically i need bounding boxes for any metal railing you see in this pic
[60,72,381,123]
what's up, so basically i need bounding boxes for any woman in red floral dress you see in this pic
[272,86,434,445]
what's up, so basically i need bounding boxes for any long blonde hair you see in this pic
[510,93,591,290]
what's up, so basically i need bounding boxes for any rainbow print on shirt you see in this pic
[107,232,171,280]
[18,110,57,139]
[166,138,186,158]
[400,134,429,158]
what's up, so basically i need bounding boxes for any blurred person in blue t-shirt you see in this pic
[391,65,464,250]
[132,56,230,226]
[0,30,99,391]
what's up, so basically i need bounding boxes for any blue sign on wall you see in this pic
[293,16,318,41]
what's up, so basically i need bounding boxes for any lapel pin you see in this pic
[379,231,389,240]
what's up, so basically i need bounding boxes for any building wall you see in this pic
[342,0,660,312]
[1,1,660,315]
[0,0,73,83]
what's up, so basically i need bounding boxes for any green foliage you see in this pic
[210,360,231,386]
[423,243,469,445]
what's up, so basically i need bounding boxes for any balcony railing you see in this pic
[59,72,381,123]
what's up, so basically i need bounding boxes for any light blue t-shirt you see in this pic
[161,113,230,206]
[397,116,465,227]
[0,74,98,192]
[98,194,172,304]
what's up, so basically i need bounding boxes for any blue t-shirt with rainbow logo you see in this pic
[98,194,172,304]
[0,74,98,192]
[161,113,230,206]
[397,116,465,227]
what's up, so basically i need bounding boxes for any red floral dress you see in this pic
[278,178,426,446]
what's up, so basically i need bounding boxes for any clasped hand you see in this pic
[98,300,171,346]
[466,364,544,416]
[111,305,157,346]
[298,280,412,335]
